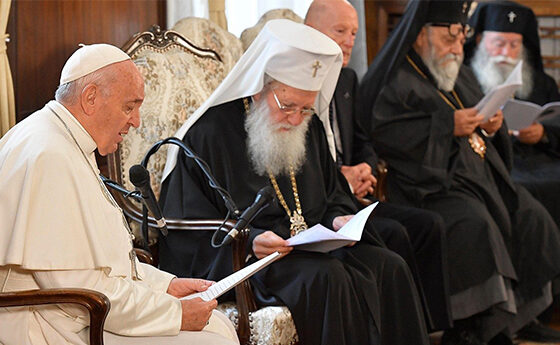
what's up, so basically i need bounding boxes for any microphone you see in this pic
[129,164,168,235]
[221,186,276,246]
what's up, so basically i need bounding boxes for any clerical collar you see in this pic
[48,100,97,156]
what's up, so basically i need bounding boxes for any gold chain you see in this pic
[243,97,308,236]
[406,55,486,159]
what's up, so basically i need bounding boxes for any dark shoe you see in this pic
[516,321,560,342]
[487,333,513,345]
[441,328,487,345]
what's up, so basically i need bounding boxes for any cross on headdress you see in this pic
[508,11,517,23]
[312,60,322,78]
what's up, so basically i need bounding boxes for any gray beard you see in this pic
[471,43,534,99]
[245,96,311,177]
[420,39,463,92]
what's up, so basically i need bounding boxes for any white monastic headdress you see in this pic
[162,19,343,182]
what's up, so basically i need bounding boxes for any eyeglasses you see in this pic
[427,23,473,38]
[271,89,316,117]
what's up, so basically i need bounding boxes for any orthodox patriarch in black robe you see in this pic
[360,0,560,341]
[465,0,560,227]
[158,99,429,345]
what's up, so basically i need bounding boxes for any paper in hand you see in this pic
[286,202,378,253]
[475,61,523,121]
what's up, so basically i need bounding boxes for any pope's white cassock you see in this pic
[0,100,238,345]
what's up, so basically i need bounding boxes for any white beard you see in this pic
[420,38,463,92]
[471,43,534,99]
[245,96,311,177]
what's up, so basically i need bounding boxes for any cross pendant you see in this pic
[290,212,308,237]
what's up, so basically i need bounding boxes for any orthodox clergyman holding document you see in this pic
[159,19,430,345]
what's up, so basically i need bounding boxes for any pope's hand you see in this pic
[167,277,213,298]
[253,231,293,259]
[180,297,217,331]
[454,108,484,136]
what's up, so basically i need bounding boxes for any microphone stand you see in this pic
[140,137,241,247]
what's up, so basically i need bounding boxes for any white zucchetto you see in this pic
[59,43,130,85]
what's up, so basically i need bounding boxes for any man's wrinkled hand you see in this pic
[180,297,217,331]
[517,123,544,144]
[480,110,503,135]
[341,163,377,198]
[454,108,484,136]
[332,215,353,231]
[253,231,293,259]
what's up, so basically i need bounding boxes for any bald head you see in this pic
[305,0,358,66]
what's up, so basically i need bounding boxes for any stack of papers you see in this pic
[286,202,378,253]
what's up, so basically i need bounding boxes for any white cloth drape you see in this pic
[225,0,312,37]
[166,0,209,29]
[0,0,15,137]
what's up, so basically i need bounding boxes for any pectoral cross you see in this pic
[290,211,308,237]
[312,60,322,78]
[508,11,517,23]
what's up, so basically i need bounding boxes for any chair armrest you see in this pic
[374,159,388,202]
[0,288,110,345]
[134,248,154,265]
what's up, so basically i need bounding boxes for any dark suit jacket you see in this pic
[333,67,379,171]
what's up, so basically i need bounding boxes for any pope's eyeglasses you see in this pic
[271,89,316,117]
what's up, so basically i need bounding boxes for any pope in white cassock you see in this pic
[0,44,239,345]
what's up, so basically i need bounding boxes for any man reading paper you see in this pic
[159,19,429,345]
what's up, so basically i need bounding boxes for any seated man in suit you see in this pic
[464,0,560,229]
[159,19,430,345]
[305,0,451,331]
[0,43,238,345]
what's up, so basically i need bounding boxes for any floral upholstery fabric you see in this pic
[119,45,225,198]
[172,17,243,74]
[217,302,298,345]
[240,9,303,51]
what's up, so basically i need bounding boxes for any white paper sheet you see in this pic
[502,99,560,130]
[181,251,281,301]
[285,202,378,253]
[475,61,523,121]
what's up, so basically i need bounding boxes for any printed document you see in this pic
[286,202,378,253]
[476,61,522,121]
[181,251,281,301]
[502,98,560,130]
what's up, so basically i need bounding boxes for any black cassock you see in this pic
[510,71,560,227]
[159,99,429,345]
[371,51,560,341]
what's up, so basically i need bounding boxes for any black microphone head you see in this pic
[129,164,150,187]
[258,186,276,202]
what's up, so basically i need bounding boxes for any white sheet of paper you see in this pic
[285,202,378,253]
[181,251,281,301]
[502,99,542,130]
[475,61,523,121]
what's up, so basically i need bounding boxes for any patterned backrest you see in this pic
[240,9,303,51]
[107,25,225,199]
[172,17,243,74]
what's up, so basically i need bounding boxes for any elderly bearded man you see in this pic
[159,19,429,345]
[360,1,560,344]
[464,1,560,231]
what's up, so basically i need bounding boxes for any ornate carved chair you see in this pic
[240,9,304,51]
[106,25,298,345]
[172,16,244,74]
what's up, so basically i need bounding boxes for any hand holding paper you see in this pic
[286,202,378,253]
[476,61,523,121]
